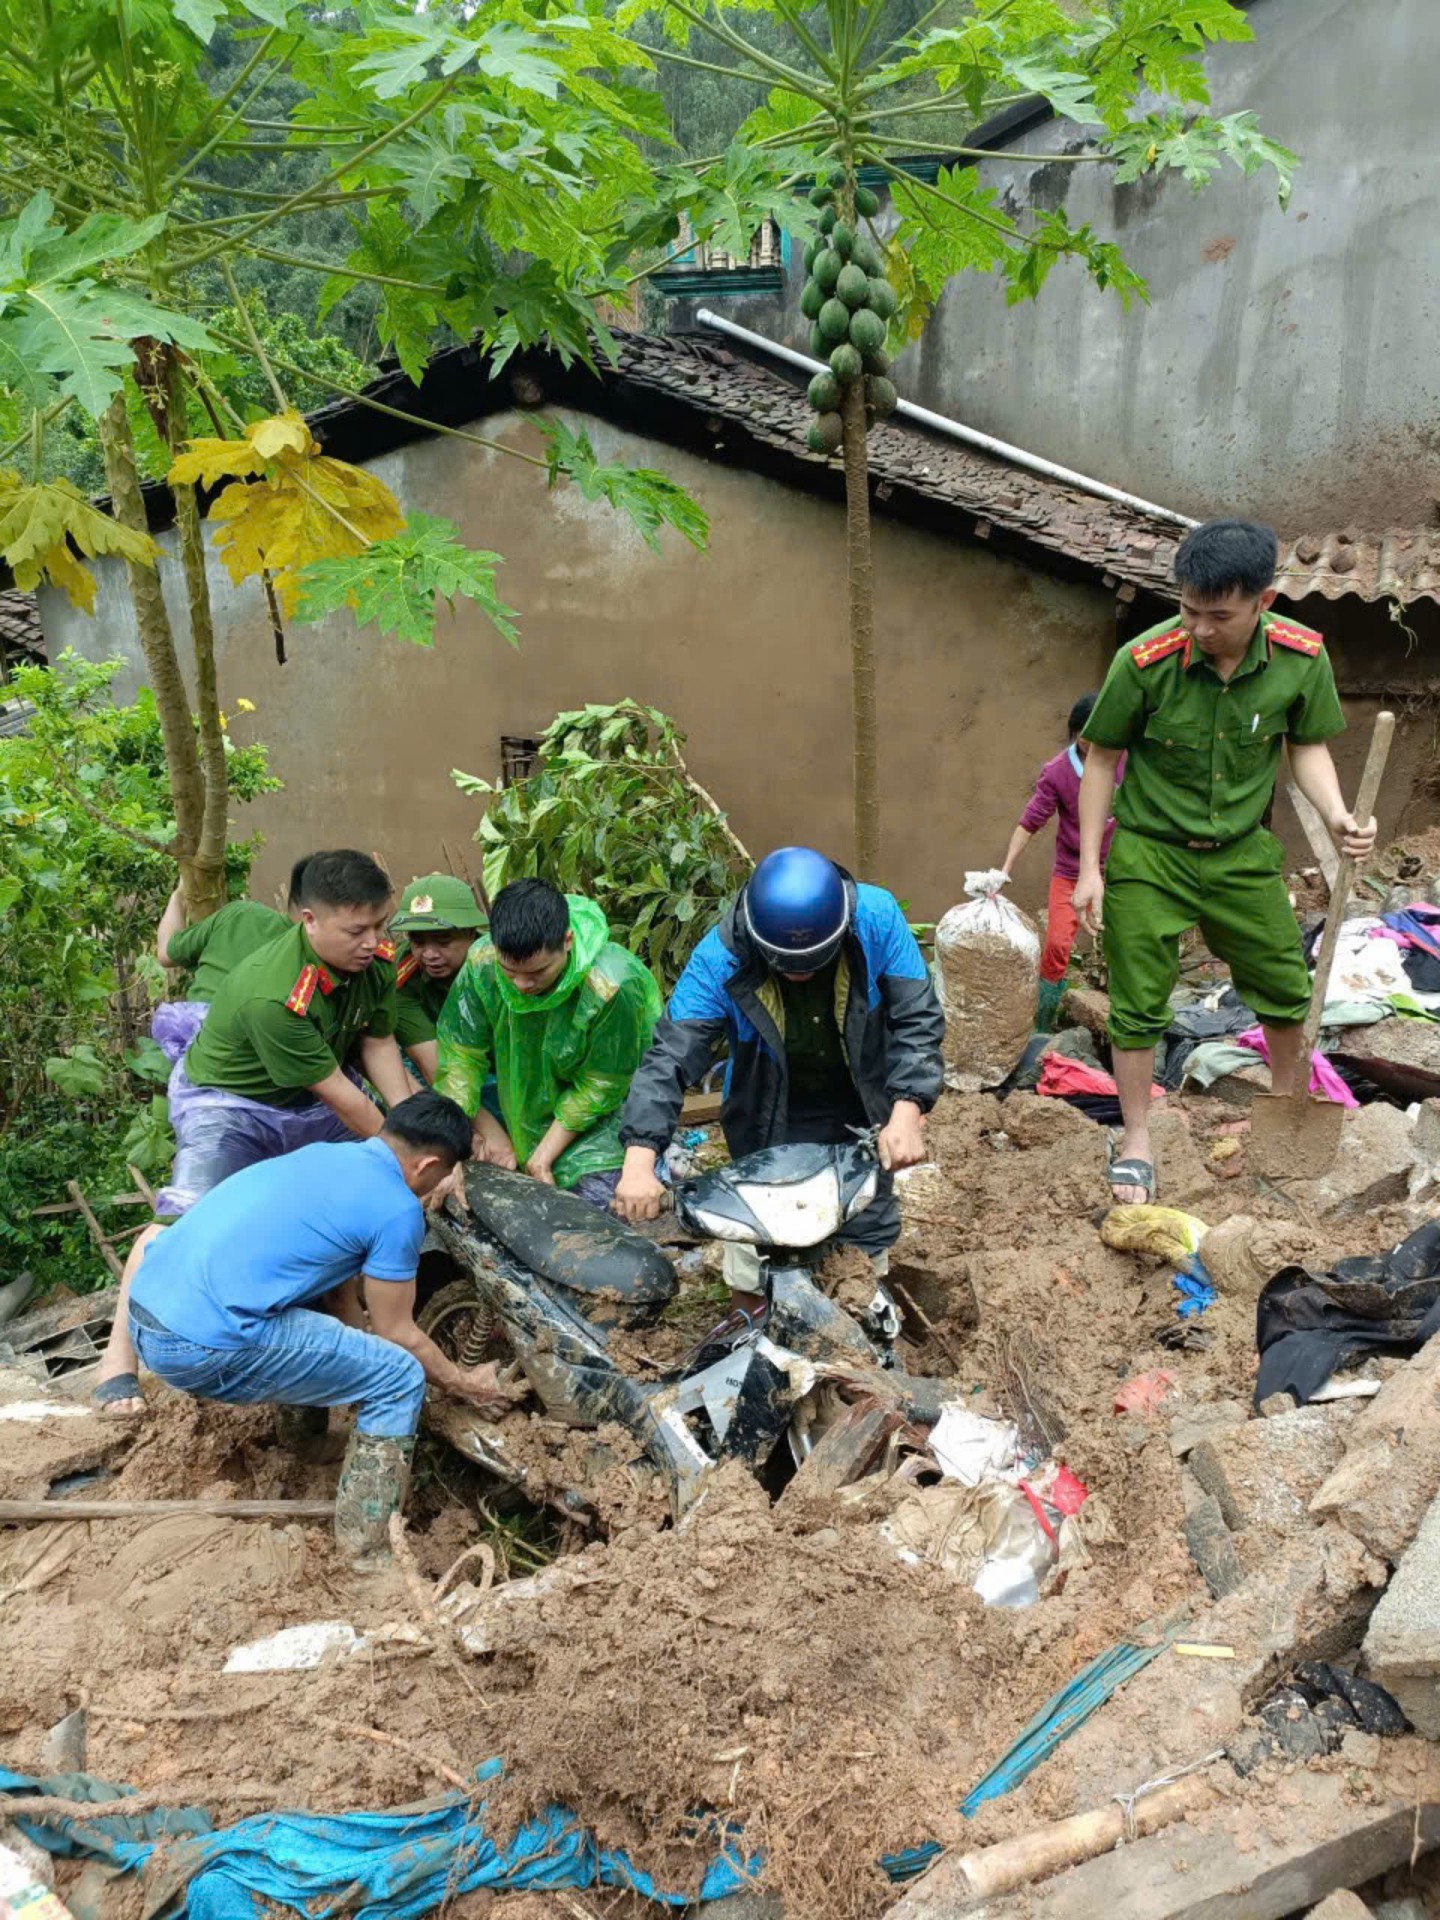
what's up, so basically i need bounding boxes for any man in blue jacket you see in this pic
[613,847,944,1282]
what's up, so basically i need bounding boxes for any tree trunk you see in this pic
[164,351,229,921]
[96,394,212,916]
[841,353,879,878]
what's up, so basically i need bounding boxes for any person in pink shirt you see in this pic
[999,694,1124,1027]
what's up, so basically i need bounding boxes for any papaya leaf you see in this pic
[44,1043,108,1099]
[0,195,211,417]
[294,512,520,648]
[169,413,403,609]
[533,417,708,551]
[0,469,158,612]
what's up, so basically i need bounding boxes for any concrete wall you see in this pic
[904,0,1440,530]
[44,411,1119,923]
[674,0,1440,534]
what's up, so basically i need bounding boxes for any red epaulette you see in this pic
[375,938,397,963]
[285,961,335,1016]
[1131,625,1189,670]
[396,951,421,989]
[1267,617,1324,658]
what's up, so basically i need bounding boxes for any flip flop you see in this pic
[91,1372,145,1416]
[1108,1157,1156,1203]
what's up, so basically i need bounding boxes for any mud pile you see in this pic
[1,1088,1422,1919]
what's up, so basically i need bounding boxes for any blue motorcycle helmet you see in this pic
[742,847,850,974]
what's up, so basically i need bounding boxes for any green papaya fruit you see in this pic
[818,296,852,344]
[829,342,862,384]
[852,237,881,277]
[849,307,886,354]
[808,183,833,208]
[865,375,898,417]
[803,239,820,273]
[862,347,890,377]
[814,248,842,292]
[800,278,826,321]
[836,262,870,310]
[867,277,898,321]
[807,370,841,412]
[831,219,855,259]
[819,205,837,235]
[807,411,844,455]
[855,184,880,217]
[809,322,828,357]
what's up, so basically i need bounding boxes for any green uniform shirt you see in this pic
[392,953,461,1051]
[778,958,864,1124]
[166,900,290,1003]
[1083,611,1345,847]
[184,921,398,1107]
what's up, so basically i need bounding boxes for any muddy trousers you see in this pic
[130,1302,426,1437]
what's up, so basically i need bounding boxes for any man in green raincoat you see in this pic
[436,879,663,1208]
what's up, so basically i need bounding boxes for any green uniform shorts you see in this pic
[1103,825,1311,1051]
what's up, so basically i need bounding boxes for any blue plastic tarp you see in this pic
[0,1764,756,1915]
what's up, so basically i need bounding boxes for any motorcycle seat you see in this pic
[461,1163,675,1307]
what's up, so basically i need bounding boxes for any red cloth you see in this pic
[1037,1054,1163,1101]
[1041,871,1080,985]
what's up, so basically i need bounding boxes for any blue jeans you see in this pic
[131,1304,426,1439]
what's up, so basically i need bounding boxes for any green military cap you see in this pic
[391,872,487,933]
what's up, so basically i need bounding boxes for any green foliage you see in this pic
[0,196,210,419]
[453,699,751,991]
[0,654,273,1290]
[295,512,520,648]
[535,418,709,551]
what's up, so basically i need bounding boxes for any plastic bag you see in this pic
[1101,1203,1208,1266]
[935,872,1040,1092]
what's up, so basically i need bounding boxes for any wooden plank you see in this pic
[888,1776,1440,1919]
[5,1288,119,1352]
[0,1499,336,1522]
[1286,780,1340,887]
[680,1088,724,1125]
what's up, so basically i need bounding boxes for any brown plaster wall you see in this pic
[202,410,1118,924]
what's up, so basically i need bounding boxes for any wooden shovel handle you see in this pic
[1301,710,1395,1055]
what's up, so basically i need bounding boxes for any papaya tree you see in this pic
[621,0,1294,876]
[0,0,761,922]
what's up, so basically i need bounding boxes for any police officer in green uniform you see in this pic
[389,873,487,1083]
[1073,520,1377,1204]
[158,848,414,1216]
[96,850,417,1416]
[149,855,314,1066]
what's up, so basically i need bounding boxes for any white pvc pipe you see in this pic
[695,305,1197,531]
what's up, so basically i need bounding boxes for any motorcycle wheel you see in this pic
[416,1275,509,1368]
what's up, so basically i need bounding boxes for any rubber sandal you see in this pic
[91,1372,145,1415]
[1107,1157,1156,1202]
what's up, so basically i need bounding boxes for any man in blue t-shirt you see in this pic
[123,1089,507,1561]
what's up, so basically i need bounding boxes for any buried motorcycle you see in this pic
[419,1139,955,1517]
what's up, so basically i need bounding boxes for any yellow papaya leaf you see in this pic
[207,460,405,611]
[0,469,157,613]
[168,437,266,488]
[246,410,314,461]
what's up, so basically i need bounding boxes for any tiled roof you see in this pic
[79,331,1440,614]
[612,334,1186,600]
[0,588,42,658]
[1276,530,1440,606]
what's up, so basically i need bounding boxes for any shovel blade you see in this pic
[1248,1089,1347,1181]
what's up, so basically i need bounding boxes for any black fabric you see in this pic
[1254,1216,1440,1405]
[1060,1091,1123,1125]
[1166,991,1255,1040]
[1403,946,1440,993]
